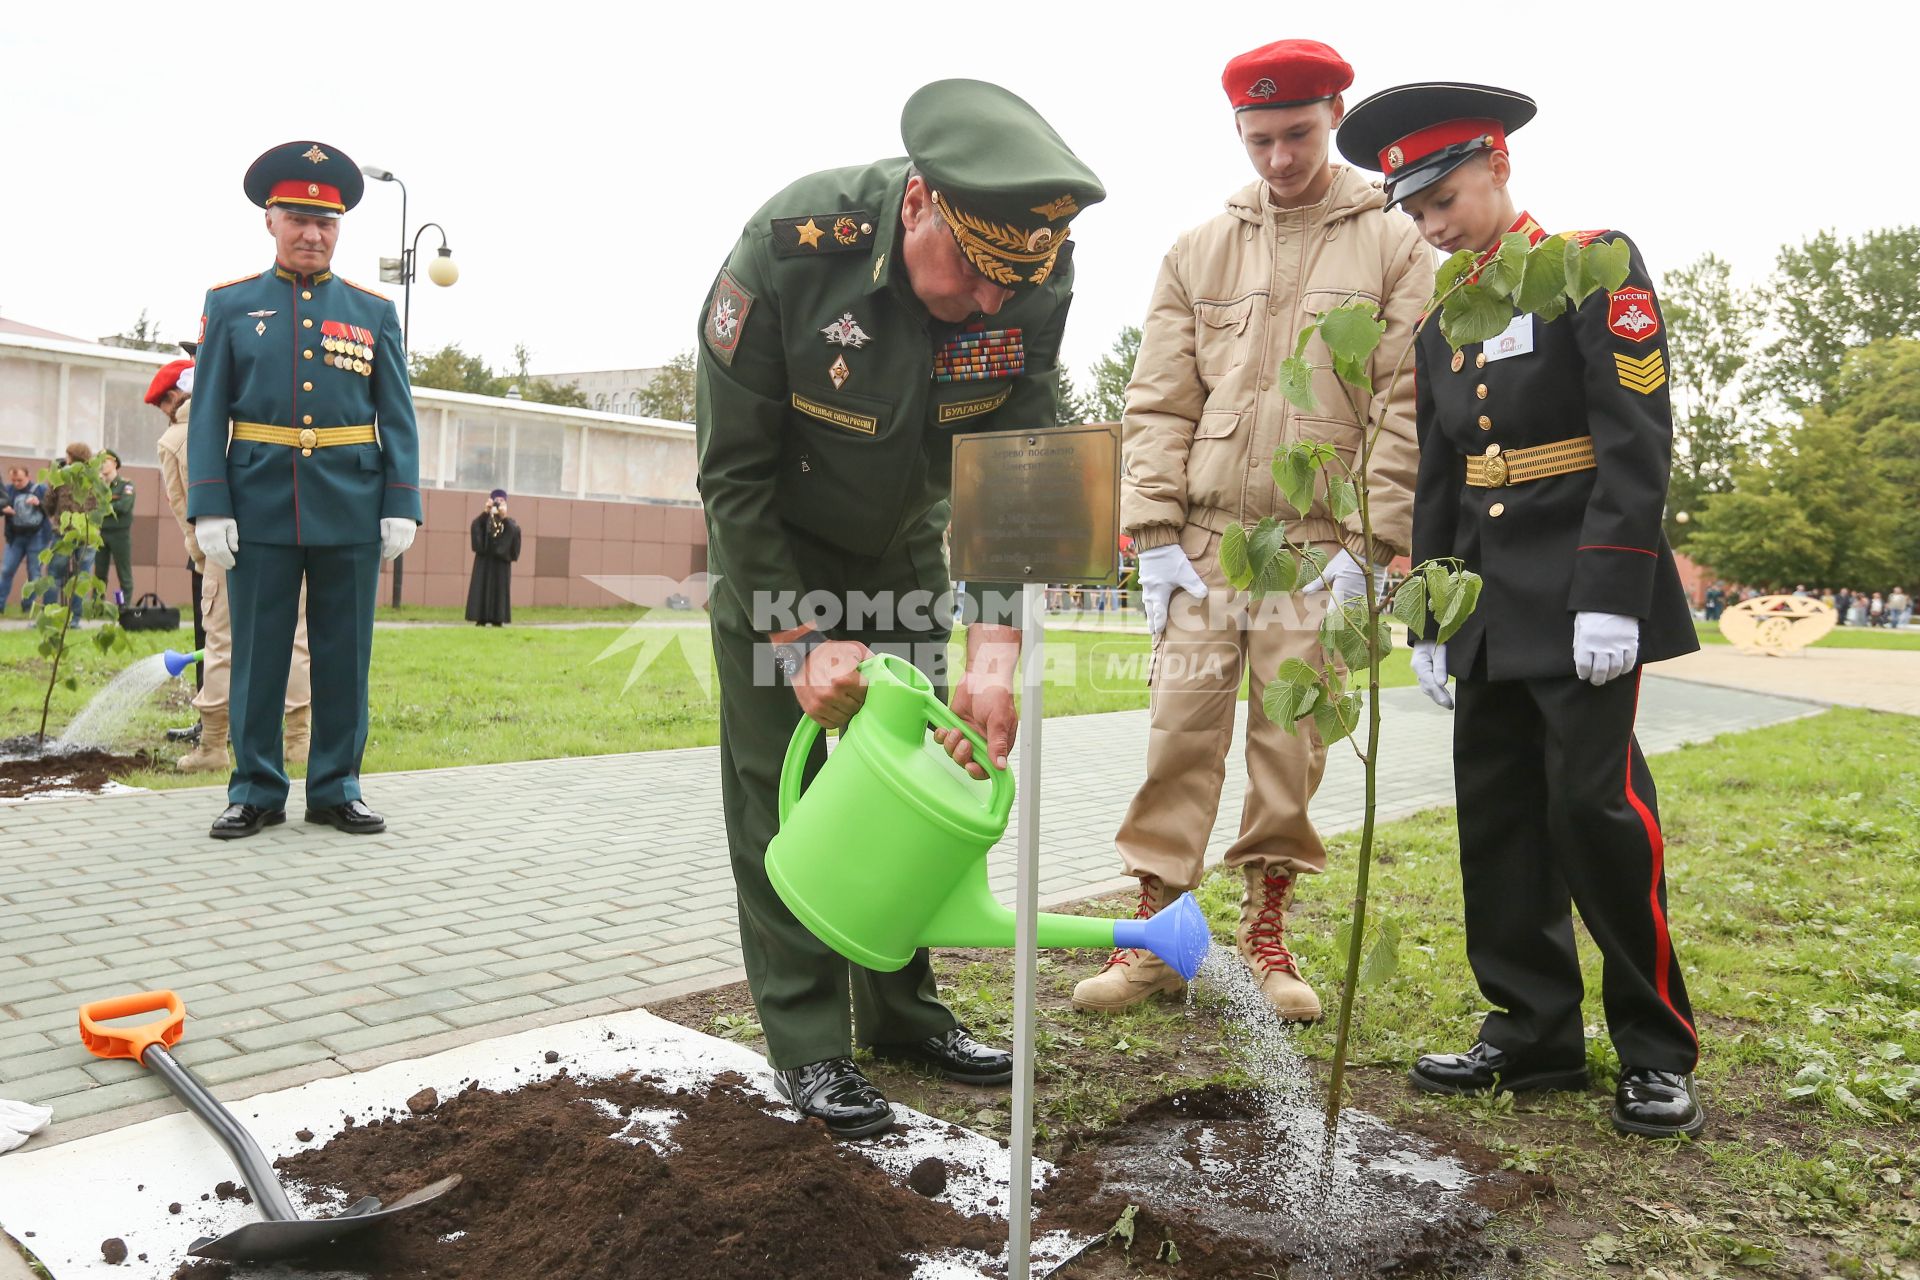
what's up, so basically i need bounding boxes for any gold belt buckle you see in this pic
[1481,444,1509,488]
[298,427,318,456]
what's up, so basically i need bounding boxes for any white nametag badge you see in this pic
[1483,314,1535,363]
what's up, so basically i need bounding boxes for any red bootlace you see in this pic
[1103,879,1159,970]
[1247,871,1300,976]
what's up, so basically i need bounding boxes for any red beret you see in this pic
[1221,39,1353,112]
[145,358,193,406]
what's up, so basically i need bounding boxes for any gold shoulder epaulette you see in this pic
[341,277,390,300]
[209,272,262,291]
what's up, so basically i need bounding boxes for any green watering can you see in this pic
[766,653,1209,979]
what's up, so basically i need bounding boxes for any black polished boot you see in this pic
[1612,1068,1704,1138]
[869,1026,1013,1084]
[1409,1041,1590,1096]
[771,1057,895,1138]
[304,798,386,834]
[209,803,285,840]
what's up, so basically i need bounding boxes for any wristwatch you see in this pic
[771,630,829,682]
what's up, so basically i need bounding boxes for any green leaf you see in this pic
[1297,544,1330,586]
[1246,518,1296,594]
[1271,446,1317,518]
[1262,666,1321,730]
[1478,232,1530,296]
[1105,1205,1138,1250]
[1329,352,1373,397]
[1327,477,1359,523]
[1277,355,1317,413]
[1439,284,1515,349]
[1156,1238,1181,1265]
[1430,249,1478,306]
[1291,321,1318,362]
[1313,690,1362,745]
[1435,572,1484,644]
[1567,236,1632,306]
[1318,302,1387,368]
[1514,237,1571,319]
[1391,573,1429,633]
[1360,915,1401,987]
[62,675,78,691]
[1219,522,1252,589]
[1321,605,1370,672]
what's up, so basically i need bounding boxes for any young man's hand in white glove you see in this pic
[1301,547,1384,609]
[380,518,417,563]
[194,516,238,571]
[1411,639,1453,709]
[1137,542,1208,638]
[1573,611,1640,686]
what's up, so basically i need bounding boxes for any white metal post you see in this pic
[1008,579,1046,1279]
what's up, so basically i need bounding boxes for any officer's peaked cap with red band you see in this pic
[242,140,364,219]
[1221,39,1353,111]
[1336,82,1536,206]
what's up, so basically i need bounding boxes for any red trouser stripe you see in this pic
[1625,672,1697,1047]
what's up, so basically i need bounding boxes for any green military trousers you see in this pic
[709,568,961,1070]
[225,540,379,810]
[95,527,134,600]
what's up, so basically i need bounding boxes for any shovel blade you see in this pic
[187,1174,462,1263]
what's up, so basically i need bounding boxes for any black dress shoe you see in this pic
[869,1026,1013,1085]
[1409,1041,1590,1096]
[771,1057,895,1138]
[304,799,386,834]
[209,803,286,840]
[1612,1068,1704,1138]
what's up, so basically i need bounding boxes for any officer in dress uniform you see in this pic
[186,141,421,840]
[697,79,1103,1138]
[1338,85,1705,1138]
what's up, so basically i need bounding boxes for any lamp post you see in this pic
[360,164,458,606]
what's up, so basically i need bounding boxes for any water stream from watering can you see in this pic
[53,652,174,749]
[1188,945,1462,1277]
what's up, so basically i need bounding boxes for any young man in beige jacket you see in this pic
[1074,39,1432,1020]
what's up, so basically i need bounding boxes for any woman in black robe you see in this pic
[465,488,521,625]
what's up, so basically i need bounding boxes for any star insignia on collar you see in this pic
[821,312,871,349]
[793,218,825,250]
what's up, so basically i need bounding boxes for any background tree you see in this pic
[1053,366,1091,425]
[510,343,589,408]
[409,342,499,395]
[1081,325,1140,424]
[1816,338,1920,581]
[1753,226,1920,411]
[99,308,173,353]
[1660,253,1760,547]
[635,349,697,422]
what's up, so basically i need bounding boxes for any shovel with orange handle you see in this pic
[78,990,461,1263]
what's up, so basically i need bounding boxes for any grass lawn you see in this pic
[0,619,1414,790]
[1696,619,1920,651]
[668,706,1920,1276]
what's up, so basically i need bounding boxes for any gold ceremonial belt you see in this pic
[1464,436,1596,488]
[232,422,378,455]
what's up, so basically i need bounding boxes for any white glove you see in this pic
[380,517,417,562]
[1138,542,1208,638]
[0,1097,53,1154]
[1411,639,1453,709]
[1301,548,1384,608]
[1573,611,1640,686]
[195,516,238,571]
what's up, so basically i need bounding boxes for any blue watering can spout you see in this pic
[163,648,204,679]
[1111,892,1212,981]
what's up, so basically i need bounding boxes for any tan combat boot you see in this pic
[176,709,230,773]
[284,705,311,766]
[1236,865,1322,1022]
[1071,877,1188,1013]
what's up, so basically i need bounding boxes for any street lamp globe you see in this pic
[1675,511,1690,525]
[428,247,459,287]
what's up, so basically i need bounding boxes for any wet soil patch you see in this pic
[172,1068,1001,1280]
[1039,1085,1543,1279]
[0,735,156,798]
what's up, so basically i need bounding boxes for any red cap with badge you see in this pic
[145,358,194,406]
[1221,39,1353,112]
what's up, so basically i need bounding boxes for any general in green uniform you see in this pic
[186,140,422,841]
[696,79,1104,1139]
[95,451,137,601]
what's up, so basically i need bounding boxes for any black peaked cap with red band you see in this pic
[1221,39,1353,111]
[242,140,364,219]
[1337,83,1536,207]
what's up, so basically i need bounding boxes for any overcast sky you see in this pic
[4,4,1908,388]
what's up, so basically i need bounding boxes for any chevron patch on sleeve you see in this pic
[1614,349,1667,395]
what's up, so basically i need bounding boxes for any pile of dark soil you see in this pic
[1043,1086,1548,1279]
[0,736,156,798]
[171,1069,1001,1280]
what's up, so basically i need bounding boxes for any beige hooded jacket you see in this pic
[1121,167,1432,561]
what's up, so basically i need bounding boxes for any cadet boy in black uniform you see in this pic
[1338,83,1705,1138]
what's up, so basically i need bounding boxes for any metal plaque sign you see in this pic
[950,423,1120,585]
